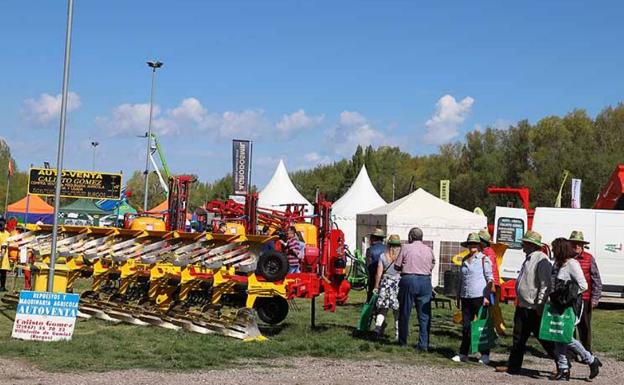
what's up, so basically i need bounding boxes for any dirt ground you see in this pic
[0,353,622,385]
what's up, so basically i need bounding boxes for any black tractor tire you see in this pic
[257,251,289,282]
[255,296,289,325]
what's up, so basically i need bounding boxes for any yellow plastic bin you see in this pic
[33,262,69,293]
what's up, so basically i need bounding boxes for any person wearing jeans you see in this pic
[453,233,494,364]
[394,227,435,351]
[550,238,602,381]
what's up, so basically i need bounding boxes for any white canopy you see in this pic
[356,188,487,286]
[332,165,386,253]
[259,159,313,214]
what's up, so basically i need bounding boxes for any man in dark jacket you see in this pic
[569,231,602,351]
[366,228,386,302]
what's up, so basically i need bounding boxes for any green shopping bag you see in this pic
[356,293,379,332]
[538,303,575,343]
[470,306,497,354]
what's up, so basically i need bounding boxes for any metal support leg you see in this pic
[310,296,316,330]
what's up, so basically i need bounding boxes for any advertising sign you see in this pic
[571,178,582,208]
[496,217,525,250]
[28,168,122,200]
[11,291,80,342]
[440,180,450,203]
[232,140,252,195]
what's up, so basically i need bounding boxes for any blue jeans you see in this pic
[398,274,432,349]
[556,339,594,369]
[288,266,300,274]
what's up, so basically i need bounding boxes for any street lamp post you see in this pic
[91,141,99,170]
[143,60,163,212]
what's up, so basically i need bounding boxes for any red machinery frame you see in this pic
[167,175,194,231]
[206,193,350,319]
[487,186,534,230]
[123,175,195,232]
[206,193,308,234]
[593,165,624,209]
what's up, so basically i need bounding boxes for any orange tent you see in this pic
[148,200,193,221]
[149,200,168,213]
[6,195,54,224]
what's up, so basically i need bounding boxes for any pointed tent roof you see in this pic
[333,165,386,218]
[360,188,485,229]
[259,159,312,213]
[333,165,387,252]
[149,200,168,213]
[7,195,54,214]
[60,199,111,215]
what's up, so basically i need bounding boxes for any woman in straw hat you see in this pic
[452,232,494,364]
[372,234,402,340]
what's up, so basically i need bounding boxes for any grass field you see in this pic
[0,276,622,372]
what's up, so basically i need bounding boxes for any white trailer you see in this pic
[494,206,624,299]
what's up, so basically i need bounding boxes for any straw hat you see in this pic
[387,234,401,246]
[370,228,386,238]
[520,230,543,247]
[568,230,590,245]
[461,233,482,248]
[478,229,491,245]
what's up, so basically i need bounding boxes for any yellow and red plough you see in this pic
[1,189,352,341]
[1,224,290,341]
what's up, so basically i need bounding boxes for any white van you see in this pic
[494,206,624,299]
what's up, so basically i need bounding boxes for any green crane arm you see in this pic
[150,133,172,179]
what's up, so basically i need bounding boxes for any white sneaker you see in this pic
[452,354,468,363]
[479,354,490,364]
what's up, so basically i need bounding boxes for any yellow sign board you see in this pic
[440,180,450,203]
[28,168,123,200]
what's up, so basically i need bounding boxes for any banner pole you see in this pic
[48,0,75,292]
[248,141,253,193]
[3,175,9,215]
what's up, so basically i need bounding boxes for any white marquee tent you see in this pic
[332,165,386,253]
[356,188,487,286]
[259,159,313,214]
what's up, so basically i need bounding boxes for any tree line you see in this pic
[2,103,624,220]
[290,105,624,217]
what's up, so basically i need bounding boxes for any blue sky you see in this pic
[2,0,624,187]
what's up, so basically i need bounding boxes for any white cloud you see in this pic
[95,102,163,137]
[276,109,324,137]
[424,94,474,144]
[96,97,271,139]
[304,152,331,165]
[23,92,81,124]
[325,111,386,155]
[218,109,271,139]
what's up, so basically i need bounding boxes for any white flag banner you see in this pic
[571,178,582,208]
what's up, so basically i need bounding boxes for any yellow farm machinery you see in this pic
[1,223,290,341]
[1,177,352,341]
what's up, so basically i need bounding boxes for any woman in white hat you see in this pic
[452,232,494,364]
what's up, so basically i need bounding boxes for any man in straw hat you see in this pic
[496,230,555,375]
[569,230,602,352]
[366,228,387,302]
[393,227,435,351]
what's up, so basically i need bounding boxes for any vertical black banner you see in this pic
[232,139,251,195]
